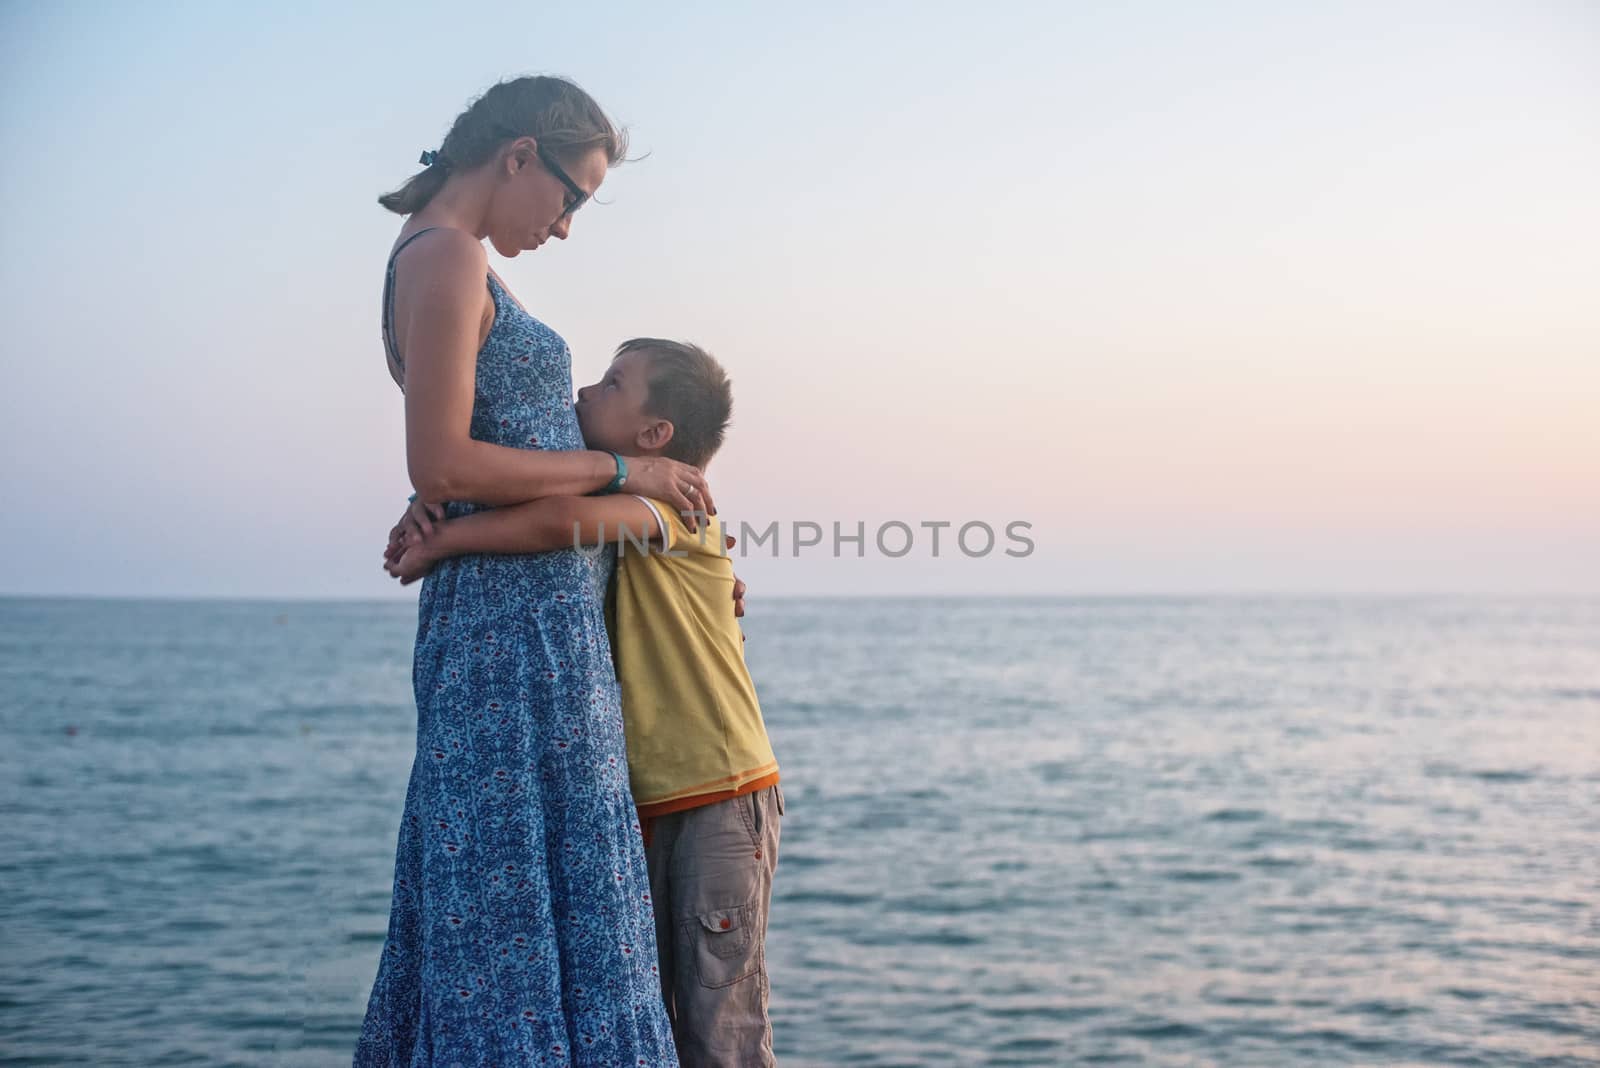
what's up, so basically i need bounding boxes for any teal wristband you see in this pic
[600,451,628,494]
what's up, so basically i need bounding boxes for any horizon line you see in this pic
[4,591,1599,605]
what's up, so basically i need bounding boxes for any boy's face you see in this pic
[575,349,666,454]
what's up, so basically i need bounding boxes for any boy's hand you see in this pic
[385,497,446,566]
[384,541,440,585]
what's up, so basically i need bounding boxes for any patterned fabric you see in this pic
[356,259,678,1067]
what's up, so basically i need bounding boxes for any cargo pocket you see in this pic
[691,904,759,988]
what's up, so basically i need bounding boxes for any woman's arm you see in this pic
[393,230,713,519]
[386,496,665,584]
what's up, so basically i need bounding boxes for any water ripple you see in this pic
[2,596,1598,1066]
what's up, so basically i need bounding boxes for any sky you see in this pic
[1,1,1596,597]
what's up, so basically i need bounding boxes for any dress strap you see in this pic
[381,226,446,375]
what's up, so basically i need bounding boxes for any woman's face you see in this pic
[486,141,608,258]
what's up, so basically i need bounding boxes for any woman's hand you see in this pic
[623,456,716,530]
[385,498,447,566]
[728,534,746,619]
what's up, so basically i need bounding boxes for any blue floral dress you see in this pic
[356,230,677,1066]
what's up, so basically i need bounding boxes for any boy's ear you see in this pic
[636,418,674,452]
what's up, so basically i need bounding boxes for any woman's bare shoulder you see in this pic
[387,227,494,387]
[392,226,487,281]
[391,228,493,327]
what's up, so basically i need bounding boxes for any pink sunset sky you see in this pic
[2,1,1595,596]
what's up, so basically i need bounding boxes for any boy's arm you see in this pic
[426,495,665,558]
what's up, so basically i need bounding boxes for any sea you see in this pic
[0,596,1596,1067]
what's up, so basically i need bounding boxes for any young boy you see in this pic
[386,338,783,1067]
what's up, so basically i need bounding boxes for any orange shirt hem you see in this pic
[638,771,781,846]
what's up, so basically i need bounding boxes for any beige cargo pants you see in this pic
[645,785,783,1067]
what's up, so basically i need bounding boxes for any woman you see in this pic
[355,77,705,1066]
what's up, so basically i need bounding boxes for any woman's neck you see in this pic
[413,169,495,240]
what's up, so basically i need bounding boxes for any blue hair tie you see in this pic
[419,149,442,167]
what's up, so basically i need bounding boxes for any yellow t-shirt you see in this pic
[607,498,779,819]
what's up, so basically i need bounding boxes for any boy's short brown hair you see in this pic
[617,338,732,468]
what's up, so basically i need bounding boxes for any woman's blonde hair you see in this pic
[379,76,627,215]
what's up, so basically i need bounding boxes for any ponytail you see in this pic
[377,154,451,215]
[377,76,626,217]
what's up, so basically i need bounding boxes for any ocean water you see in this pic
[0,596,1596,1067]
